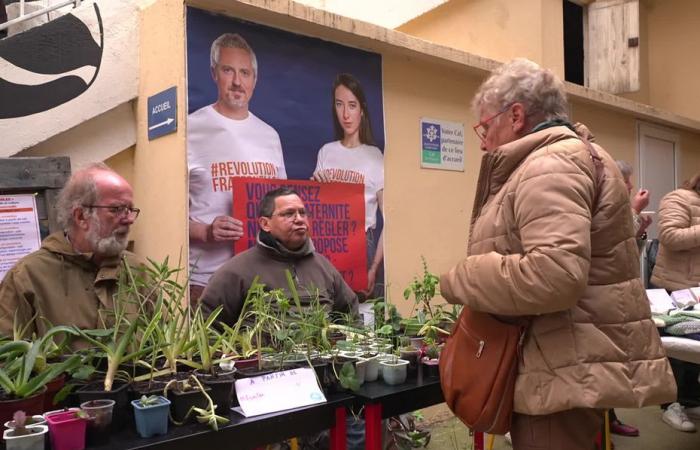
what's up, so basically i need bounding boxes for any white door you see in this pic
[637,122,679,240]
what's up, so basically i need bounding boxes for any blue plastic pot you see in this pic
[131,396,171,438]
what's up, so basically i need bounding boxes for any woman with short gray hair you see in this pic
[441,58,675,449]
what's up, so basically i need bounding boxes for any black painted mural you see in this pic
[0,3,103,119]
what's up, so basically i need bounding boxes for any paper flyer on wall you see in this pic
[233,368,326,417]
[0,194,41,281]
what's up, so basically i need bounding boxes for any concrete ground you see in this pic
[420,405,700,450]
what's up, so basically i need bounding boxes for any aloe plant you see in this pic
[73,261,159,391]
[0,326,82,399]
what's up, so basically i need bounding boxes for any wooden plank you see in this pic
[0,157,71,189]
[44,188,62,233]
[587,0,639,94]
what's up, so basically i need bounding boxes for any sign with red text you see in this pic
[0,195,41,281]
[232,177,367,291]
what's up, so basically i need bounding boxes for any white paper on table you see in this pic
[646,289,676,314]
[670,289,697,309]
[0,194,41,281]
[234,368,326,417]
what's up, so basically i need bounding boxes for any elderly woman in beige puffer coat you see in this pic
[440,58,676,450]
[649,172,700,432]
[651,173,700,291]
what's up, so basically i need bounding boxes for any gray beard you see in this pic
[87,218,127,257]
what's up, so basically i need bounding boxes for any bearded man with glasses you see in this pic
[0,163,144,341]
[200,187,358,326]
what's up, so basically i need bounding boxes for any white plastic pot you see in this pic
[3,424,48,450]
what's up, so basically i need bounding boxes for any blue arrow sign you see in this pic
[147,87,177,140]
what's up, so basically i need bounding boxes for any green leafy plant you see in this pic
[138,394,162,407]
[163,375,229,431]
[74,261,160,391]
[0,327,82,400]
[402,258,453,341]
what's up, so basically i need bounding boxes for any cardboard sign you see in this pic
[232,177,367,291]
[234,368,326,417]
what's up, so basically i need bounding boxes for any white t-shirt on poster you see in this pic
[188,105,287,286]
[314,141,384,231]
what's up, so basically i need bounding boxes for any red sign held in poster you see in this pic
[232,177,367,291]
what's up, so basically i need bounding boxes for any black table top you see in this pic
[88,393,354,450]
[351,375,444,419]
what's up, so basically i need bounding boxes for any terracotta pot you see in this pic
[0,387,47,424]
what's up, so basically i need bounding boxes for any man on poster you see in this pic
[188,32,287,300]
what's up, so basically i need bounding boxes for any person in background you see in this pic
[616,160,652,246]
[0,163,142,340]
[313,73,384,306]
[650,172,700,432]
[188,33,287,302]
[440,58,676,449]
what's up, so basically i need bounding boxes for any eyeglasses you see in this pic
[473,103,513,142]
[271,209,307,221]
[83,205,140,219]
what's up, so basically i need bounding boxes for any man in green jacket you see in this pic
[200,187,359,325]
[0,163,143,338]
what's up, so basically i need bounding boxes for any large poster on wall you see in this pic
[186,8,385,298]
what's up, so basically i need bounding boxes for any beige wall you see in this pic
[398,0,565,77]
[382,54,483,315]
[645,0,700,122]
[105,147,136,188]
[131,0,188,266]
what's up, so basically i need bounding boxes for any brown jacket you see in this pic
[650,188,700,291]
[0,232,143,339]
[440,124,675,415]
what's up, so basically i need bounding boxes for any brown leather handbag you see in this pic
[439,306,526,434]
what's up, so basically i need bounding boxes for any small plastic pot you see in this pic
[131,396,171,438]
[80,399,115,446]
[379,359,409,386]
[46,410,87,450]
[3,424,48,450]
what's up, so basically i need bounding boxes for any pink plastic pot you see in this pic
[46,410,87,450]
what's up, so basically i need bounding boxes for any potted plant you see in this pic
[0,328,82,423]
[379,354,409,386]
[131,395,171,438]
[398,337,421,379]
[79,399,115,445]
[45,409,87,450]
[2,411,48,450]
[163,375,228,431]
[188,306,236,415]
[73,263,161,429]
[422,343,440,377]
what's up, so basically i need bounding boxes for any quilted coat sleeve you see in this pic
[441,151,595,315]
[657,191,700,251]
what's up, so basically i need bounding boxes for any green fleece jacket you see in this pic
[0,232,143,339]
[200,232,359,326]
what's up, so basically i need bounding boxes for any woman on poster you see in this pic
[313,73,384,300]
